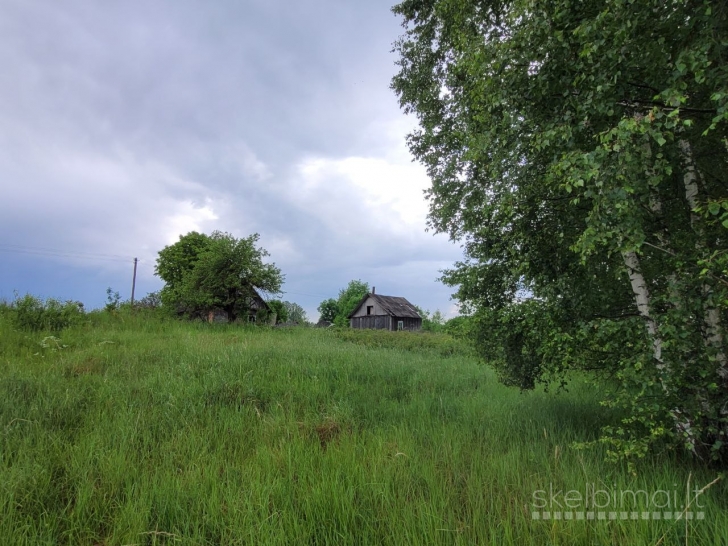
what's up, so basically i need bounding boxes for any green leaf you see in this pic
[391,0,728,464]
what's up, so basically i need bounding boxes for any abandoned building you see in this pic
[206,286,274,324]
[348,288,422,331]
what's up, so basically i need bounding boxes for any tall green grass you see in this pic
[1,312,725,545]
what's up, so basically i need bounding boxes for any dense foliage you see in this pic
[1,294,85,332]
[283,301,308,324]
[443,315,474,340]
[392,0,728,462]
[335,280,370,327]
[317,298,338,323]
[155,231,283,322]
[318,280,370,327]
[267,300,289,324]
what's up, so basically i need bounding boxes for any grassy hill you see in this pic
[1,312,726,545]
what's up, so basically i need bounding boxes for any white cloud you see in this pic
[163,201,219,245]
[298,155,430,227]
[286,115,432,245]
[0,140,223,275]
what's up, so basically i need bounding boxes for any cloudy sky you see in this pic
[0,0,463,320]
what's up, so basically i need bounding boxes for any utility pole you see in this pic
[131,257,138,306]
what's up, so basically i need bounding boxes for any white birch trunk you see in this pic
[623,246,697,451]
[679,140,728,381]
[679,140,701,227]
[622,250,663,366]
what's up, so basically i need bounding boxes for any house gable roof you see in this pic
[251,287,273,312]
[348,293,421,319]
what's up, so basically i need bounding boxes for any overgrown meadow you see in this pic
[1,304,726,545]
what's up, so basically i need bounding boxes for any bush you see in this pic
[105,287,122,312]
[443,315,474,339]
[267,300,288,324]
[9,294,85,332]
[136,291,162,309]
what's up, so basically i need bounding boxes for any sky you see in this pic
[0,0,464,321]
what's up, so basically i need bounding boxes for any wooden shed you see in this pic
[348,288,422,331]
[206,286,273,324]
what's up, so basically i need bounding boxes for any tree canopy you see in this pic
[317,299,339,323]
[317,280,370,327]
[335,280,370,327]
[415,306,446,332]
[392,0,728,462]
[283,301,308,324]
[155,231,283,322]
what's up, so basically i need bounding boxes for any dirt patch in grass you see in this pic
[315,419,342,451]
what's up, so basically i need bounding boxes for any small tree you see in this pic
[334,280,369,327]
[416,306,446,332]
[283,301,308,324]
[156,231,283,321]
[317,298,338,323]
[105,288,121,313]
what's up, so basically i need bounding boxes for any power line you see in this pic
[0,242,131,260]
[1,244,329,299]
[280,290,330,299]
[0,244,134,263]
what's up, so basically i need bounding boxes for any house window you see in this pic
[397,320,404,331]
[366,305,374,316]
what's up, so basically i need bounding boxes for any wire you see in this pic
[0,242,131,260]
[280,290,330,299]
[0,244,328,297]
[0,244,134,263]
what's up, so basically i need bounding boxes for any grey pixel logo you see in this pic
[531,483,707,523]
[532,511,705,521]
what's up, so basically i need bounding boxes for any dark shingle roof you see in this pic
[348,293,421,319]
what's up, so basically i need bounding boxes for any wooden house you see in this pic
[348,288,422,331]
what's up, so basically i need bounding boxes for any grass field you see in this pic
[1,312,726,545]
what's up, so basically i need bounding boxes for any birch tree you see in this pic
[392,0,728,461]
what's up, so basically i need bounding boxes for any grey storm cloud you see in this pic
[0,0,464,319]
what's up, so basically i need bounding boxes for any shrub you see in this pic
[267,300,288,324]
[136,291,162,309]
[9,294,85,332]
[443,315,474,339]
[105,287,122,312]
